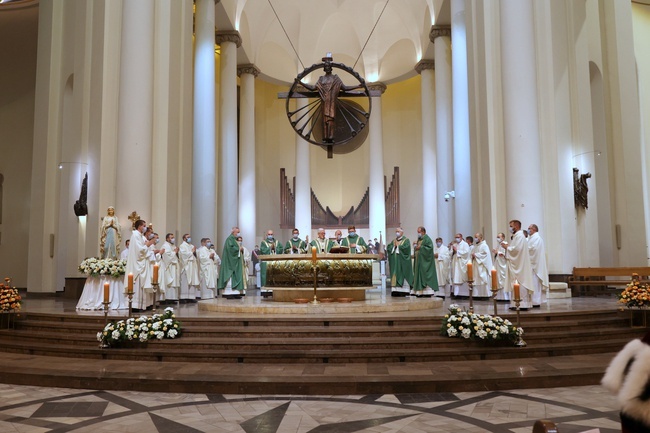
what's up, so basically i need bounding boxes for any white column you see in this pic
[451,0,472,235]
[192,0,216,240]
[431,26,453,244]
[216,31,241,244]
[294,97,312,237]
[238,64,260,248]
[500,0,544,226]
[414,63,437,236]
[116,0,154,226]
[368,82,387,241]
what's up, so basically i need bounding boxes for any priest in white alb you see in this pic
[527,224,549,307]
[161,233,180,302]
[452,234,471,297]
[492,232,510,301]
[124,219,153,310]
[471,233,493,298]
[197,237,219,299]
[434,237,451,298]
[502,219,534,309]
[179,233,200,302]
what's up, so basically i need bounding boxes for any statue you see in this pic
[100,206,122,259]
[73,173,88,217]
[299,55,363,142]
[573,168,592,209]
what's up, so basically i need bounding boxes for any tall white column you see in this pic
[294,97,312,237]
[238,64,260,248]
[414,63,437,236]
[500,0,544,227]
[368,82,387,241]
[116,0,154,227]
[451,0,472,235]
[216,31,241,244]
[431,26,454,244]
[192,0,216,240]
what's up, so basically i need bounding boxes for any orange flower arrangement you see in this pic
[618,274,650,309]
[0,277,21,312]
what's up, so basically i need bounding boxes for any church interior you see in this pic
[1,0,650,432]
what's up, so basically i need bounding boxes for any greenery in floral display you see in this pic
[0,278,21,312]
[618,277,650,308]
[440,304,522,344]
[79,257,127,278]
[97,307,182,347]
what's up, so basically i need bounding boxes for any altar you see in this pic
[75,275,127,310]
[259,253,380,301]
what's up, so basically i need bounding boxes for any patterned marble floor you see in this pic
[0,383,621,433]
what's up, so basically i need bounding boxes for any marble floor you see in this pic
[0,383,621,433]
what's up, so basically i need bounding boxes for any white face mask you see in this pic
[509,227,515,234]
[147,233,154,240]
[436,242,442,248]
[186,237,192,243]
[348,231,356,237]
[455,237,461,243]
[267,235,274,240]
[293,234,299,240]
[207,242,212,248]
[170,238,175,244]
[395,232,401,237]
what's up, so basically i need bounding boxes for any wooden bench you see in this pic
[569,267,650,296]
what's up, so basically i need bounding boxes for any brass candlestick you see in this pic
[151,281,159,312]
[467,280,475,314]
[125,290,134,318]
[491,286,499,316]
[311,264,320,305]
[99,300,111,348]
[514,295,527,347]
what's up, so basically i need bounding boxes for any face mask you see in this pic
[436,242,442,248]
[418,233,422,239]
[496,238,502,243]
[170,238,175,244]
[207,242,212,248]
[395,232,401,238]
[147,234,154,240]
[348,232,356,237]
[238,241,243,246]
[293,234,299,240]
[475,240,479,244]
[186,237,192,243]
[509,227,515,234]
[336,235,342,240]
[455,237,461,243]
[267,235,274,240]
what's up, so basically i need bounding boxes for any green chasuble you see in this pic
[310,238,334,254]
[259,238,283,286]
[341,234,367,253]
[413,234,438,292]
[217,234,244,291]
[388,236,414,287]
[285,238,307,254]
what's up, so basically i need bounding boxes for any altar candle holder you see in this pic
[99,299,111,348]
[513,294,527,347]
[311,264,320,305]
[125,288,134,318]
[467,279,474,314]
[151,281,159,312]
[491,268,499,315]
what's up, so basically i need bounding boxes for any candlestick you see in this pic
[311,246,317,263]
[491,268,497,290]
[153,264,159,282]
[514,281,520,300]
[467,262,473,281]
[490,268,499,315]
[103,282,110,304]
[127,273,134,294]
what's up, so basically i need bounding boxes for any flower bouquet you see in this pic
[440,304,522,344]
[79,257,127,278]
[97,307,182,347]
[0,277,21,313]
[618,277,650,309]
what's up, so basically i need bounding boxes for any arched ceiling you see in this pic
[217,0,450,85]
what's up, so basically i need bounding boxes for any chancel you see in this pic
[1,2,650,431]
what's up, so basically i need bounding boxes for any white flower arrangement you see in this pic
[79,257,127,278]
[97,307,182,347]
[440,304,523,344]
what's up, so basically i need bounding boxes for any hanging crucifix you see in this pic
[281,54,375,158]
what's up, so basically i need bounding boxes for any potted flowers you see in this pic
[0,277,21,313]
[98,307,182,347]
[618,276,650,309]
[440,304,522,345]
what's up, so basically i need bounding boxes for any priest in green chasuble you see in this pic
[388,227,413,297]
[310,228,334,254]
[217,227,245,297]
[341,225,367,253]
[285,228,308,254]
[412,226,438,297]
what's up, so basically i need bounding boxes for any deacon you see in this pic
[452,233,471,297]
[285,228,307,254]
[388,227,413,297]
[412,226,438,297]
[492,232,509,301]
[197,238,219,299]
[341,225,368,253]
[527,224,549,307]
[310,228,333,254]
[471,233,493,298]
[502,219,534,310]
[161,233,180,303]
[179,233,200,302]
[259,229,283,289]
[434,237,451,298]
[124,220,154,311]
[218,227,245,298]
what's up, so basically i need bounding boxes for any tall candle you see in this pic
[103,282,110,303]
[127,273,134,294]
[514,281,520,300]
[311,246,317,263]
[467,262,473,281]
[153,264,159,282]
[491,268,497,290]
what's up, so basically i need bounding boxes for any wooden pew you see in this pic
[569,267,650,296]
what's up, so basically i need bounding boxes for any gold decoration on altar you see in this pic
[263,254,375,288]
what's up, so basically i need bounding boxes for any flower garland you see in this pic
[0,278,21,313]
[79,257,127,278]
[440,304,522,344]
[97,307,182,347]
[618,277,650,308]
